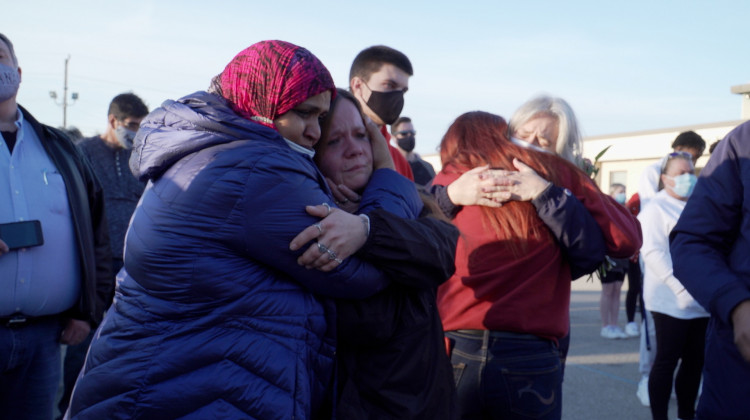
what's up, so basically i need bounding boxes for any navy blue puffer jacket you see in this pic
[66,92,422,419]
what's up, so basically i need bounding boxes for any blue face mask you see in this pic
[614,192,626,204]
[667,173,697,198]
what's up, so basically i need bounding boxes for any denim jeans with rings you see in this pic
[0,317,64,420]
[446,329,562,420]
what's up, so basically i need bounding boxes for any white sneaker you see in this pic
[625,322,640,337]
[610,325,628,339]
[637,376,650,407]
[601,325,626,339]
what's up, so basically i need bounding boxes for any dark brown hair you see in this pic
[349,45,413,83]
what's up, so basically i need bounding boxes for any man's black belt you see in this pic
[0,314,58,328]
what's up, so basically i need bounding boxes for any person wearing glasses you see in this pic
[639,151,708,420]
[638,131,706,209]
[391,116,435,187]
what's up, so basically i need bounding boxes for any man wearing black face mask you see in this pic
[392,116,435,187]
[349,45,415,181]
[60,92,148,418]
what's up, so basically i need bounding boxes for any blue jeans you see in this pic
[446,330,562,420]
[1,317,64,420]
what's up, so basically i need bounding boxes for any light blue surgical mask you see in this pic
[667,173,697,198]
[614,192,626,204]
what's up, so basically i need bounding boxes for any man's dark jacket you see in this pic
[20,105,113,325]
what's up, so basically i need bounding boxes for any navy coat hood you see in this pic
[130,91,281,181]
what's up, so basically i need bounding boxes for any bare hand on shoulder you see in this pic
[446,160,551,208]
[491,159,552,201]
[326,178,360,214]
[365,118,395,171]
[732,299,750,363]
[289,203,369,272]
[446,165,511,207]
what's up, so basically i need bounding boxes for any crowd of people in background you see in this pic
[1,31,750,420]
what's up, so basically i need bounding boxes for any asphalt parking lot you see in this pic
[563,279,679,420]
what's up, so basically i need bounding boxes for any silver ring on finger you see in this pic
[326,249,338,260]
[313,223,322,235]
[317,242,328,254]
[333,257,343,264]
[321,202,332,215]
[337,198,349,205]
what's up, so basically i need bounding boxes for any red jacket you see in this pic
[381,125,414,181]
[433,163,641,341]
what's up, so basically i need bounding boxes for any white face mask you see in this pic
[0,63,20,102]
[509,136,549,154]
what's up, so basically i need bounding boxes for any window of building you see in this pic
[610,170,627,187]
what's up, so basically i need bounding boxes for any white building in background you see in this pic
[422,83,750,192]
[584,120,742,191]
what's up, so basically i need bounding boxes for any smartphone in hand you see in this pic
[0,220,44,250]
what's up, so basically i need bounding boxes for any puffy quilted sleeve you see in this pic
[239,153,400,299]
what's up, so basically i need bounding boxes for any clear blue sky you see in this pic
[3,0,748,156]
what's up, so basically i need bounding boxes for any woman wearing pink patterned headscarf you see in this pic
[66,40,422,419]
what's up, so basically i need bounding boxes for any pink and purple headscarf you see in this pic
[215,40,336,129]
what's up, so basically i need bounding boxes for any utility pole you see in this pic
[49,55,78,128]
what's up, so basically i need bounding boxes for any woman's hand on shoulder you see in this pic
[326,178,360,214]
[446,165,512,207]
[499,158,552,201]
[732,300,750,362]
[289,203,369,272]
[446,160,551,207]
[366,117,395,171]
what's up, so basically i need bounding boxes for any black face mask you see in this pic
[397,135,416,152]
[366,90,404,125]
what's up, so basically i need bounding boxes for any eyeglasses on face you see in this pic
[661,151,693,173]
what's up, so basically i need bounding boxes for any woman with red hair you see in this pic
[433,111,641,419]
